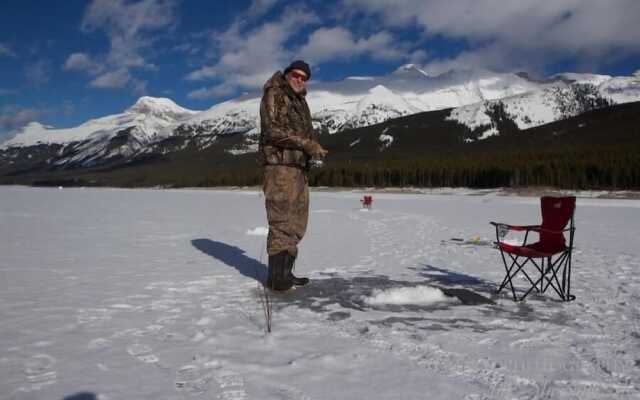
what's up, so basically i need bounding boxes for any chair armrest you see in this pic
[490,222,541,232]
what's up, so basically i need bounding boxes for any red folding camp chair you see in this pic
[490,196,576,302]
[361,195,373,209]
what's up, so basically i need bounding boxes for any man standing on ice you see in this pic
[259,60,328,291]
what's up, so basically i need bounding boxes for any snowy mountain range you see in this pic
[2,65,640,169]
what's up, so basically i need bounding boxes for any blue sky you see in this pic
[1,0,639,141]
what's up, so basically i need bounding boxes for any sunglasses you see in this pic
[289,71,309,82]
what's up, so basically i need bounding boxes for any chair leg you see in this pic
[562,254,568,296]
[565,252,576,301]
[519,279,539,301]
[529,258,545,293]
[497,249,576,302]
[542,254,567,298]
[497,249,519,301]
[559,251,576,301]
[499,252,539,301]
[533,252,573,301]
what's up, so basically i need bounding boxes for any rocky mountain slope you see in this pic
[1,66,639,175]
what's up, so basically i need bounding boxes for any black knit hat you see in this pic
[284,60,311,80]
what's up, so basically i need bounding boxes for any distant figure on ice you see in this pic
[361,195,373,209]
[259,60,328,291]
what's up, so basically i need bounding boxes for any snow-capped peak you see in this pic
[3,67,640,159]
[1,97,199,149]
[23,121,53,131]
[368,84,396,96]
[126,96,197,119]
[357,85,421,115]
[344,85,420,129]
[358,85,418,112]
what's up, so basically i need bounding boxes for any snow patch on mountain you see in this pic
[414,74,538,111]
[599,75,640,104]
[552,73,612,86]
[308,85,423,134]
[448,88,558,139]
[179,97,260,137]
[447,73,640,140]
[378,134,394,149]
[349,85,420,128]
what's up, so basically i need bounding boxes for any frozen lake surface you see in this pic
[1,186,639,399]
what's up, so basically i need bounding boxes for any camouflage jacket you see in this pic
[259,71,317,169]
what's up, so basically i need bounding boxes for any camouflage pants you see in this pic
[263,165,309,257]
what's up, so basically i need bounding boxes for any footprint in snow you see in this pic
[216,370,244,388]
[175,354,221,395]
[213,370,247,400]
[23,353,55,375]
[218,390,248,400]
[273,386,312,400]
[126,343,159,364]
[175,364,214,395]
[76,308,113,326]
[88,338,113,351]
[21,353,57,391]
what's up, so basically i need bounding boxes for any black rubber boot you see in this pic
[286,254,309,286]
[266,251,294,291]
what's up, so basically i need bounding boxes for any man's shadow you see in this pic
[192,239,267,283]
[62,393,97,400]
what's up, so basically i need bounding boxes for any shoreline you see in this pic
[3,183,640,200]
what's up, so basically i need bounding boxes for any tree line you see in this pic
[195,144,640,190]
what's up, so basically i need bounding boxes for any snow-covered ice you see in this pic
[1,186,639,399]
[364,286,455,306]
[245,227,269,237]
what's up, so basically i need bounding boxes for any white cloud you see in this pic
[0,106,44,142]
[90,69,131,89]
[299,27,354,62]
[247,0,279,18]
[408,49,429,65]
[420,44,525,75]
[81,0,178,61]
[298,27,404,64]
[186,65,218,82]
[67,0,178,93]
[63,52,104,75]
[342,0,640,73]
[186,6,319,99]
[187,83,236,100]
[90,69,147,95]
